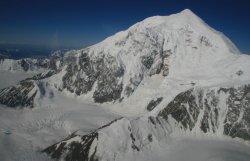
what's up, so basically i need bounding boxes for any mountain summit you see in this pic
[1,9,250,109]
[1,9,250,161]
[43,8,249,106]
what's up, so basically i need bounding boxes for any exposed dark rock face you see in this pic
[43,117,169,161]
[146,97,163,111]
[0,80,37,108]
[124,73,143,97]
[60,50,125,103]
[236,70,243,76]
[0,51,63,72]
[159,84,250,140]
[200,36,212,47]
[0,64,59,108]
[0,61,60,108]
[141,55,154,69]
[53,27,174,103]
[159,89,199,130]
[48,57,60,71]
[43,132,99,161]
[62,51,97,95]
[92,55,124,103]
[42,85,250,161]
[221,86,250,140]
[20,59,30,72]
[43,118,124,161]
[43,118,122,161]
[93,83,123,103]
[161,50,171,76]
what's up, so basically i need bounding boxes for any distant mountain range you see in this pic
[0,43,79,59]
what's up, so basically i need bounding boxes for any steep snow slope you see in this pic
[1,9,250,161]
[1,9,250,111]
[47,9,250,107]
[41,9,250,161]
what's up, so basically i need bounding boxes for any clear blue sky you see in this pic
[0,0,249,53]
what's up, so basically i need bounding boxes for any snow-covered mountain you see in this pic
[46,9,249,106]
[1,9,250,161]
[0,49,67,72]
[0,58,49,72]
[43,81,250,160]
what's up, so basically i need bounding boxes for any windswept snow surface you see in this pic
[1,100,250,161]
[46,8,250,116]
[114,135,250,161]
[0,88,120,161]
[0,71,36,89]
[1,9,250,161]
[154,136,250,161]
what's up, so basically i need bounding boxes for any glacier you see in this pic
[0,9,250,161]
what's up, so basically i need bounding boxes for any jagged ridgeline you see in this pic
[159,84,250,140]
[42,84,250,161]
[1,9,249,107]
[1,9,250,161]
[40,9,250,161]
[0,52,62,108]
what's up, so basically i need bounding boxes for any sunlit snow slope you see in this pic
[41,9,250,161]
[0,9,250,161]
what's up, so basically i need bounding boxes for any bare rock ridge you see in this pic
[0,9,250,161]
[1,9,250,107]
[0,80,37,108]
[159,84,250,140]
[42,117,170,161]
[47,8,248,104]
[42,84,250,161]
[40,9,250,161]
[0,52,63,108]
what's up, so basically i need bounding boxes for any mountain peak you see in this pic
[179,9,196,16]
[174,9,203,24]
[128,8,204,32]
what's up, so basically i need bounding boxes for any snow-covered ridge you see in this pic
[43,116,171,161]
[40,9,250,161]
[0,58,46,72]
[1,9,250,109]
[159,84,250,139]
[1,9,250,161]
[0,49,66,72]
[43,83,250,161]
[0,80,38,108]
[92,9,240,56]
[45,9,250,105]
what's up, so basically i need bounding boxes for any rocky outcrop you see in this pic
[159,84,250,140]
[146,97,163,111]
[0,58,48,72]
[0,51,63,72]
[60,51,124,103]
[40,9,250,161]
[43,84,250,161]
[54,26,171,103]
[0,80,38,108]
[7,9,245,106]
[43,132,99,161]
[43,117,171,161]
